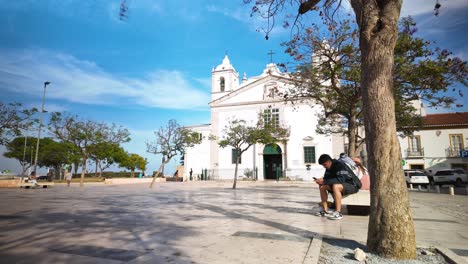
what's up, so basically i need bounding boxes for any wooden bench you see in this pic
[341,190,370,215]
[19,182,55,188]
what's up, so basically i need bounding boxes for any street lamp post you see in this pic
[33,81,50,174]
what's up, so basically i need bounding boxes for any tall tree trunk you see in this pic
[73,161,79,175]
[80,159,86,187]
[347,111,358,157]
[99,163,103,178]
[233,157,239,189]
[131,169,135,178]
[95,159,99,177]
[149,157,166,188]
[351,0,416,259]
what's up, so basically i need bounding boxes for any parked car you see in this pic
[404,170,430,187]
[36,175,48,181]
[432,169,467,187]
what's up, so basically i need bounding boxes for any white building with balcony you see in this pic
[399,112,468,173]
[184,55,344,181]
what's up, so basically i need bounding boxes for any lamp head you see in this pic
[44,81,51,86]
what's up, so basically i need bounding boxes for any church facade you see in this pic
[184,55,345,181]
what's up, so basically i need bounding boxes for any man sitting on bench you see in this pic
[28,171,39,187]
[314,154,359,220]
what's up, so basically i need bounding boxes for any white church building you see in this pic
[184,55,345,181]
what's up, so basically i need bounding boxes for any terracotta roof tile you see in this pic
[423,112,468,127]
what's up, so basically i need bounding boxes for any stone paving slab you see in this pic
[0,181,467,263]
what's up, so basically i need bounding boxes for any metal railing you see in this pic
[445,147,464,158]
[405,148,424,158]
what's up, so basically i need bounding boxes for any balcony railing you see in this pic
[445,147,464,158]
[405,148,424,158]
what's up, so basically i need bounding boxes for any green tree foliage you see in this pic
[0,102,38,145]
[211,118,289,189]
[119,153,148,178]
[3,137,37,176]
[3,137,75,179]
[49,113,130,186]
[146,119,202,188]
[282,18,467,157]
[394,17,467,109]
[37,138,76,180]
[88,142,126,177]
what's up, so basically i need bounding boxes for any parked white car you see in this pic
[432,169,467,187]
[404,170,430,187]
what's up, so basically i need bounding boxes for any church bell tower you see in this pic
[211,55,239,101]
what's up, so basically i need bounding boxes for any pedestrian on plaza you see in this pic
[189,168,193,180]
[314,154,359,220]
[65,166,73,187]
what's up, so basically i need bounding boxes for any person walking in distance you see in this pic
[65,166,73,187]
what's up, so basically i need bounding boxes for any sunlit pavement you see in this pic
[0,181,467,263]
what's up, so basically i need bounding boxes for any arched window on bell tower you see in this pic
[220,77,225,92]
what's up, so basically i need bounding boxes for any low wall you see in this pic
[341,190,370,206]
[0,178,22,188]
[104,177,166,185]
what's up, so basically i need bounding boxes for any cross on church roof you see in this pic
[267,50,275,63]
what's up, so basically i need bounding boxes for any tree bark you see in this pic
[149,158,166,188]
[347,111,358,158]
[80,159,86,187]
[233,157,239,189]
[95,160,99,177]
[351,0,416,259]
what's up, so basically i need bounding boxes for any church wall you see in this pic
[184,125,211,180]
[281,104,331,181]
[213,106,259,179]
[221,85,265,105]
[185,56,348,182]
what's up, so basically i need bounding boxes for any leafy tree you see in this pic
[244,0,438,258]
[3,137,74,179]
[0,102,38,145]
[119,153,148,177]
[146,119,202,188]
[37,138,76,180]
[282,18,466,157]
[49,113,130,186]
[3,137,37,176]
[211,119,289,189]
[88,142,126,177]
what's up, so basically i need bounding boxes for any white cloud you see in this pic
[401,0,467,17]
[206,4,289,36]
[0,49,210,110]
[194,77,211,88]
[206,5,247,22]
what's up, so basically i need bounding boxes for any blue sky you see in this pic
[1,0,467,175]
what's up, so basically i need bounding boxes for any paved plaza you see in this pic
[0,181,467,264]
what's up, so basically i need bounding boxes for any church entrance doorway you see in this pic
[263,144,282,180]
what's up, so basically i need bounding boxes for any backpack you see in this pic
[337,157,362,189]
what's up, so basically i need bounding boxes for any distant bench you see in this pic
[341,190,370,215]
[19,182,55,189]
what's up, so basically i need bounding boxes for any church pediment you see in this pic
[209,75,291,107]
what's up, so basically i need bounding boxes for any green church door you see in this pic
[263,144,282,180]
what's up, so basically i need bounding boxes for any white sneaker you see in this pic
[327,211,343,220]
[314,210,332,217]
